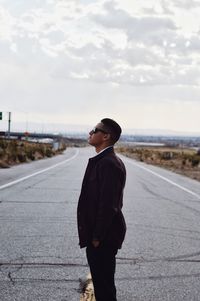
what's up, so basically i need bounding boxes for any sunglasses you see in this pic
[90,127,108,135]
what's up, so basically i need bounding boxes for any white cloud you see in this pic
[0,0,200,132]
[0,6,15,41]
[173,0,200,10]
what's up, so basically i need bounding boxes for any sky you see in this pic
[0,0,200,135]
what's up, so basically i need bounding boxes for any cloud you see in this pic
[0,0,200,118]
[92,1,177,38]
[0,6,15,41]
[173,0,200,10]
[142,1,174,15]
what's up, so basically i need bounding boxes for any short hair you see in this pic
[101,118,122,143]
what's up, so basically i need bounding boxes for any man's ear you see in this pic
[103,133,111,141]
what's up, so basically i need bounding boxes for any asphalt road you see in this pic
[1,147,200,301]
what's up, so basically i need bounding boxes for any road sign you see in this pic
[0,112,2,120]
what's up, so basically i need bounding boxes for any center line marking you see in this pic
[123,157,200,200]
[0,149,79,191]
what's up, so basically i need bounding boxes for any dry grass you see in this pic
[117,145,200,182]
[0,139,66,168]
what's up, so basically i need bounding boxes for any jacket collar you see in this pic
[89,146,114,162]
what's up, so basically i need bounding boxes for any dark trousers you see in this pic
[86,243,118,301]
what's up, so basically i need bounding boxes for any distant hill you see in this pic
[1,121,200,137]
[123,128,200,137]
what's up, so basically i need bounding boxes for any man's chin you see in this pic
[88,139,93,145]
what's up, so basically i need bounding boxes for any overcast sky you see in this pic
[0,0,200,134]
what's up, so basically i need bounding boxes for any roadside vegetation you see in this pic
[117,145,200,182]
[0,139,66,168]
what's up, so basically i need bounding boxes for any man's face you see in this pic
[88,122,110,147]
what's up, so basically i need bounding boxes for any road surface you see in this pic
[0,147,200,301]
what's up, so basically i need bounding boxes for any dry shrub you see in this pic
[117,145,200,181]
[0,139,61,167]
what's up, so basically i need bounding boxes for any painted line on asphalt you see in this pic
[124,157,200,200]
[0,149,79,191]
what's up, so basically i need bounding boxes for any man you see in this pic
[77,118,126,301]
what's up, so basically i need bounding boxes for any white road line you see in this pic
[124,157,200,200]
[0,149,79,191]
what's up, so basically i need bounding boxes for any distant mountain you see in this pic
[123,128,200,137]
[1,121,200,137]
[0,121,91,135]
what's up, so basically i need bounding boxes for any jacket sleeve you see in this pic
[93,159,121,241]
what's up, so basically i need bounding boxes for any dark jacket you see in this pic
[77,147,126,249]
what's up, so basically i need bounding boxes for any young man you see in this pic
[77,118,126,301]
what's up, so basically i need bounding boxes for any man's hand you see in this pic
[92,240,100,248]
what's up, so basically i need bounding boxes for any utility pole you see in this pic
[8,112,11,138]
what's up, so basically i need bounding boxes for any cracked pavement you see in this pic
[0,148,87,301]
[1,147,200,300]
